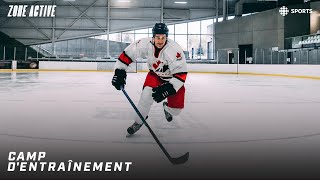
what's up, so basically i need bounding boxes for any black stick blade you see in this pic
[170,152,189,165]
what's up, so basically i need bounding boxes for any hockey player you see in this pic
[112,23,188,135]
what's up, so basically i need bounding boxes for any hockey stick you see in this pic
[121,87,189,165]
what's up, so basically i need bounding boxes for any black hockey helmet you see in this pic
[152,23,169,37]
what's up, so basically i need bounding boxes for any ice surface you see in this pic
[1,71,320,179]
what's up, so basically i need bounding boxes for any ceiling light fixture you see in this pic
[174,1,187,4]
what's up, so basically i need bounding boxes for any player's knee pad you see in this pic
[139,86,154,105]
[135,86,154,124]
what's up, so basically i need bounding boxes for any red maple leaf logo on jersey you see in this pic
[152,60,162,69]
[176,52,182,60]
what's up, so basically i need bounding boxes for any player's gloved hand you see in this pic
[112,69,127,90]
[152,83,176,103]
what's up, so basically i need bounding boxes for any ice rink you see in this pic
[1,71,320,179]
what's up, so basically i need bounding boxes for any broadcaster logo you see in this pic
[279,6,313,17]
[279,6,289,16]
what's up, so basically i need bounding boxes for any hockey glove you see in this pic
[112,69,127,90]
[152,83,176,103]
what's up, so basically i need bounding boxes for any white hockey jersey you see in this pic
[114,37,188,91]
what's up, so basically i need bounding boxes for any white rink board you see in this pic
[39,61,320,78]
[39,61,97,70]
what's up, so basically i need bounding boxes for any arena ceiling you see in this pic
[0,0,316,45]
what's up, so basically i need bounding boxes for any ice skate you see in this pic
[127,122,142,135]
[126,116,148,137]
[163,102,173,122]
